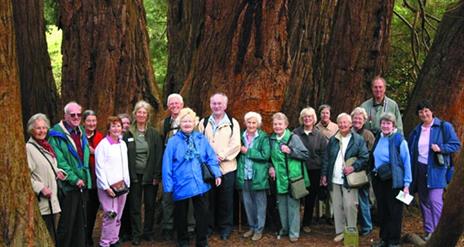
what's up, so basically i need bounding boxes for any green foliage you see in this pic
[46,26,62,94]
[44,0,58,31]
[144,0,168,91]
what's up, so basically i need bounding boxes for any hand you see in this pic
[41,186,52,199]
[76,179,85,189]
[56,171,66,181]
[106,188,116,198]
[240,146,248,154]
[217,155,224,163]
[268,167,276,180]
[343,166,354,175]
[431,144,441,153]
[153,179,159,185]
[215,177,222,187]
[403,186,409,196]
[89,146,95,155]
[280,144,291,154]
[320,176,327,186]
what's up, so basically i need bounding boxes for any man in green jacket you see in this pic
[48,101,91,247]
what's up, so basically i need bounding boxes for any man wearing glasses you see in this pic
[49,101,91,247]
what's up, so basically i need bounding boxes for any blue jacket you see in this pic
[162,131,222,201]
[408,118,461,190]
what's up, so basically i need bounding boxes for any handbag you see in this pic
[344,157,369,188]
[110,180,129,197]
[285,134,309,199]
[377,163,392,181]
[201,163,215,184]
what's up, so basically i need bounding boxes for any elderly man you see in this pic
[198,93,241,240]
[159,93,184,144]
[48,102,91,247]
[361,76,403,135]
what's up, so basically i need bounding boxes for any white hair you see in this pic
[336,113,352,124]
[167,93,184,105]
[63,101,81,114]
[27,113,50,135]
[350,107,368,121]
[210,93,228,105]
[244,111,262,127]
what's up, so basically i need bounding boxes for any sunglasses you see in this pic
[69,113,82,118]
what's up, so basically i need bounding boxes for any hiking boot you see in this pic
[302,226,312,233]
[243,229,254,238]
[251,232,262,241]
[334,233,344,242]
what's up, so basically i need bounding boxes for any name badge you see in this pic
[128,138,134,142]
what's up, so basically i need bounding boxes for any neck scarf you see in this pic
[35,138,56,158]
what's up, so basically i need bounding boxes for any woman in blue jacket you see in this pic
[162,108,222,247]
[408,100,461,241]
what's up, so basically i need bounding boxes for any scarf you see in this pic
[35,138,56,158]
[183,132,199,161]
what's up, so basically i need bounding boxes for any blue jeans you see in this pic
[242,180,267,233]
[277,194,300,238]
[358,186,373,233]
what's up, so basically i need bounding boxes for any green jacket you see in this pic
[48,121,91,191]
[123,124,163,184]
[236,129,271,191]
[270,129,310,194]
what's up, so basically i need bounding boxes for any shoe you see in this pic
[251,232,262,241]
[243,229,254,238]
[423,232,432,241]
[371,240,387,247]
[110,241,121,247]
[289,237,299,243]
[220,234,229,240]
[302,226,312,233]
[334,233,344,242]
[132,238,141,246]
[360,229,372,236]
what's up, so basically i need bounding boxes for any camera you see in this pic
[106,211,117,219]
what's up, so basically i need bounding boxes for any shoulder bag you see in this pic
[341,142,369,188]
[285,134,309,199]
[109,143,129,197]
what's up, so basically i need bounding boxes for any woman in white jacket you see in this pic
[95,116,130,247]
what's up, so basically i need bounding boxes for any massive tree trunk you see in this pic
[166,0,394,130]
[58,0,163,127]
[12,0,59,130]
[0,1,53,245]
[402,2,464,246]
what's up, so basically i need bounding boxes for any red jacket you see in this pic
[88,131,104,188]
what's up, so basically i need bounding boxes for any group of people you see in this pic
[26,76,461,247]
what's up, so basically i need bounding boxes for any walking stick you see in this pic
[48,199,58,243]
[80,188,88,247]
[238,191,242,233]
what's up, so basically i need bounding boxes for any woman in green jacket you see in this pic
[269,112,309,243]
[236,112,271,241]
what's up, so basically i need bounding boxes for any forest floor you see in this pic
[90,205,464,247]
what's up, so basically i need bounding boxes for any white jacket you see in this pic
[95,137,130,190]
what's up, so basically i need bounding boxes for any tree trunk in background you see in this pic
[58,0,163,127]
[0,1,54,245]
[402,3,464,246]
[166,0,394,130]
[12,0,59,131]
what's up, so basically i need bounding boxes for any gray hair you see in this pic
[82,109,97,121]
[336,113,352,124]
[350,107,368,121]
[318,104,332,115]
[63,101,81,114]
[117,113,131,122]
[210,93,228,105]
[132,100,152,121]
[371,76,387,87]
[244,111,263,127]
[272,112,289,126]
[167,93,184,105]
[379,112,396,127]
[298,107,317,125]
[27,113,50,135]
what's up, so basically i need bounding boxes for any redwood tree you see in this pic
[12,0,59,131]
[58,0,163,127]
[0,0,53,245]
[402,2,464,246]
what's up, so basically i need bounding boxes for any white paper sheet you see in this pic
[396,190,414,205]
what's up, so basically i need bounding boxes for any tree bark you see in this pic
[12,0,59,134]
[0,0,53,245]
[58,0,163,127]
[166,0,394,130]
[402,2,464,246]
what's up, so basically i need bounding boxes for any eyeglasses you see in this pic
[69,113,82,118]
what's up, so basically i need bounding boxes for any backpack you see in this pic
[202,113,235,137]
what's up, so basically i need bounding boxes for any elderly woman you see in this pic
[118,113,132,134]
[293,107,327,233]
[26,113,66,242]
[315,104,339,139]
[82,110,105,246]
[321,113,369,243]
[371,113,411,247]
[350,107,375,236]
[408,100,461,241]
[95,116,130,247]
[236,112,270,241]
[269,112,309,243]
[163,107,222,247]
[123,100,163,245]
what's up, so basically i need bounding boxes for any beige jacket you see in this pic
[26,138,61,215]
[198,115,241,175]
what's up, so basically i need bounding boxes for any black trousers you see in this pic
[56,189,88,247]
[208,171,235,235]
[372,176,403,245]
[302,169,321,226]
[86,188,100,244]
[129,174,158,239]
[42,214,56,243]
[119,198,132,238]
[175,194,209,247]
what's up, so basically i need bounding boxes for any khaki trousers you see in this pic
[330,184,358,234]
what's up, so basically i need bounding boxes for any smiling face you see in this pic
[168,98,184,117]
[245,117,258,134]
[32,119,48,141]
[121,117,131,133]
[303,114,315,129]
[135,107,148,125]
[180,115,195,134]
[372,78,386,102]
[273,119,288,136]
[64,103,82,128]
[84,115,97,133]
[337,115,352,136]
[418,107,434,125]
[108,121,122,139]
[380,119,394,135]
[351,113,365,131]
[210,94,227,117]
